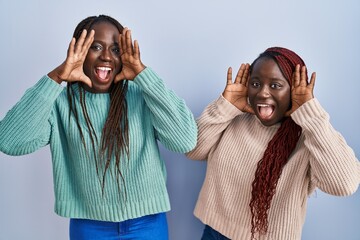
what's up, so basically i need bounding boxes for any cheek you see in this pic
[280,91,292,110]
[83,62,91,76]
[83,62,91,77]
[114,57,122,72]
[83,54,95,75]
[247,90,256,106]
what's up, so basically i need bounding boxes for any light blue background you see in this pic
[0,0,359,239]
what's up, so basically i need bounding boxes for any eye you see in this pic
[112,46,120,54]
[90,44,102,51]
[250,81,261,88]
[270,83,282,89]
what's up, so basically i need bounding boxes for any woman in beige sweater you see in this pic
[186,47,360,240]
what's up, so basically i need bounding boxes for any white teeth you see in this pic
[96,67,112,71]
[257,104,270,107]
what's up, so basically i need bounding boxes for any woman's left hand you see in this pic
[115,28,146,82]
[285,65,316,116]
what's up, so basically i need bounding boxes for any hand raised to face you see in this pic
[48,29,94,87]
[114,28,146,82]
[285,65,316,116]
[222,64,254,114]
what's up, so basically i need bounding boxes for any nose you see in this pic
[258,85,271,98]
[100,49,112,61]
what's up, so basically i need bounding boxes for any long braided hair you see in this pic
[248,47,307,238]
[67,15,129,196]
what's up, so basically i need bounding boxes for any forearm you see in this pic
[48,66,64,84]
[0,75,63,155]
[186,95,243,160]
[292,98,359,195]
[134,68,197,153]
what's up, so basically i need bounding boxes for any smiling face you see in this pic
[248,57,291,126]
[83,21,121,93]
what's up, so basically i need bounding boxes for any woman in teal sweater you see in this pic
[0,15,197,239]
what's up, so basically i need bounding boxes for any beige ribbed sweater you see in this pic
[187,96,360,240]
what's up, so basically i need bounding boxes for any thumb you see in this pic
[284,110,292,117]
[114,72,126,83]
[244,104,255,114]
[284,106,296,117]
[79,76,92,88]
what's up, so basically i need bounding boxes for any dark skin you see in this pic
[81,22,122,93]
[48,24,145,92]
[248,58,291,126]
[223,61,316,126]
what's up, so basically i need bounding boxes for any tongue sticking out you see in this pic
[96,69,110,80]
[259,106,274,118]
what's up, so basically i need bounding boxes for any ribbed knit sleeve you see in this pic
[186,95,244,160]
[0,76,63,155]
[133,67,197,153]
[291,98,359,196]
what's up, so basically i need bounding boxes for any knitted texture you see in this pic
[0,67,197,221]
[187,95,359,240]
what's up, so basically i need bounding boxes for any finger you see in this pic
[75,29,87,53]
[308,72,316,89]
[245,74,250,88]
[120,28,128,55]
[83,29,94,52]
[134,40,140,59]
[120,30,125,54]
[119,32,124,56]
[293,64,301,87]
[235,64,245,84]
[227,67,233,85]
[125,29,134,55]
[67,37,76,57]
[300,66,307,86]
[240,63,250,85]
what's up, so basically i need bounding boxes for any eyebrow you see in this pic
[92,40,119,46]
[249,76,287,82]
[270,77,288,83]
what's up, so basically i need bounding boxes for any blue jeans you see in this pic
[69,213,168,240]
[201,225,230,240]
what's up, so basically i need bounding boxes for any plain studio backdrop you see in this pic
[0,0,359,239]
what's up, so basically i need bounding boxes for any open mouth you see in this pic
[257,104,274,119]
[95,67,112,82]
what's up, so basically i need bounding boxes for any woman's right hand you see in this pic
[115,28,146,82]
[222,63,254,114]
[48,29,94,86]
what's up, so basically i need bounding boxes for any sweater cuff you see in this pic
[215,95,243,119]
[34,75,64,101]
[133,67,162,90]
[291,98,329,126]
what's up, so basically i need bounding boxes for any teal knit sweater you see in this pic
[0,67,197,221]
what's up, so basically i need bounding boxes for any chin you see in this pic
[257,117,278,127]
